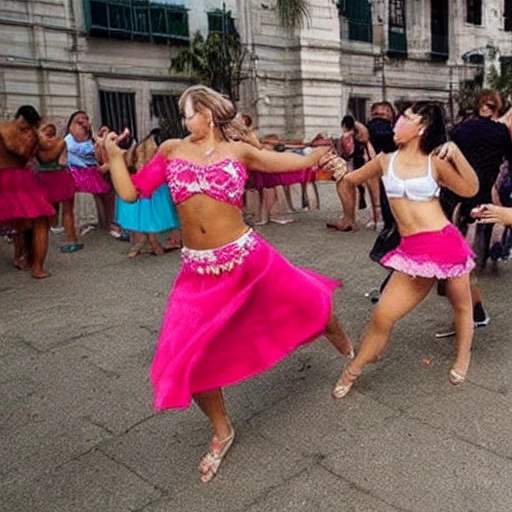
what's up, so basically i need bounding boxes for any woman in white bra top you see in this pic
[330,102,479,399]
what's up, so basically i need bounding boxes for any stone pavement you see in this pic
[1,183,512,512]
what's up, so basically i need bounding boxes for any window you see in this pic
[207,8,236,34]
[83,0,189,44]
[431,0,448,59]
[348,97,367,124]
[388,0,407,57]
[500,57,512,77]
[505,1,512,31]
[467,0,482,25]
[150,94,187,138]
[99,91,138,141]
[338,0,373,43]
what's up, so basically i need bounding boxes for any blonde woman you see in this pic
[101,85,353,483]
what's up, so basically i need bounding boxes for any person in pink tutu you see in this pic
[64,111,118,236]
[101,84,353,484]
[0,105,55,278]
[36,121,82,252]
[331,102,479,399]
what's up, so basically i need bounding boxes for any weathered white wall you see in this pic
[1,0,512,139]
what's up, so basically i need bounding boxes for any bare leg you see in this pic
[327,180,357,231]
[148,233,164,255]
[446,274,474,383]
[31,216,51,279]
[194,389,234,483]
[366,176,382,228]
[269,186,294,224]
[128,232,147,258]
[324,311,354,358]
[62,198,79,243]
[163,229,182,250]
[333,272,435,397]
[13,230,28,269]
[470,283,483,306]
[93,194,108,230]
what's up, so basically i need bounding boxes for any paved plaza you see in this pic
[1,184,512,512]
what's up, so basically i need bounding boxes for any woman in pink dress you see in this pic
[101,85,353,484]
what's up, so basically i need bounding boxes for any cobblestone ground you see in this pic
[1,183,512,512]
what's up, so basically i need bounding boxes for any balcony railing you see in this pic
[83,0,189,44]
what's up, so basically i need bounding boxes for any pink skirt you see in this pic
[150,229,340,410]
[69,166,111,194]
[380,224,475,279]
[36,170,76,203]
[247,169,313,189]
[0,168,55,222]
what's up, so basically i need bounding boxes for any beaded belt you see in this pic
[181,229,259,275]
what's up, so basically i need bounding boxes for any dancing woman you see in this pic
[102,85,353,483]
[331,102,479,399]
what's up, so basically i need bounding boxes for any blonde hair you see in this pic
[178,85,252,143]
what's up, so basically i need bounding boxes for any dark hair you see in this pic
[15,105,41,126]
[65,110,88,134]
[410,101,448,154]
[341,115,355,130]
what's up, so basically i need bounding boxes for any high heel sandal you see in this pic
[449,368,466,386]
[198,428,235,483]
[332,366,361,400]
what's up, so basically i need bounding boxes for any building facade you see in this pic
[1,0,511,140]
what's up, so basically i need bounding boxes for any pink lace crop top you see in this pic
[131,153,248,209]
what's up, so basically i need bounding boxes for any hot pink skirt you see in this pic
[150,229,340,410]
[380,224,475,279]
[247,168,315,189]
[69,166,111,194]
[36,170,76,203]
[0,168,55,222]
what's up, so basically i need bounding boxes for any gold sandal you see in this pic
[198,428,235,484]
[332,366,361,400]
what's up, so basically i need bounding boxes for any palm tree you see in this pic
[276,0,311,30]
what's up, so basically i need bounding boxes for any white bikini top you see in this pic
[382,151,440,202]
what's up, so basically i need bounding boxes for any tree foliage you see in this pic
[170,30,247,101]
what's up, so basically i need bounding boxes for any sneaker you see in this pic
[435,327,456,339]
[50,226,65,234]
[435,306,490,338]
[473,302,490,327]
[80,225,96,236]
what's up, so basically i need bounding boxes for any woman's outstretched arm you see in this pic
[238,142,330,173]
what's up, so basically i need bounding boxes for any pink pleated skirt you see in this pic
[69,166,111,194]
[36,170,76,203]
[380,224,475,279]
[0,168,56,223]
[150,229,340,410]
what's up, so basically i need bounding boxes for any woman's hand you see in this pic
[318,150,348,182]
[433,141,459,163]
[103,131,124,160]
[471,204,512,226]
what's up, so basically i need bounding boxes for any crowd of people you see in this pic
[2,84,512,484]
